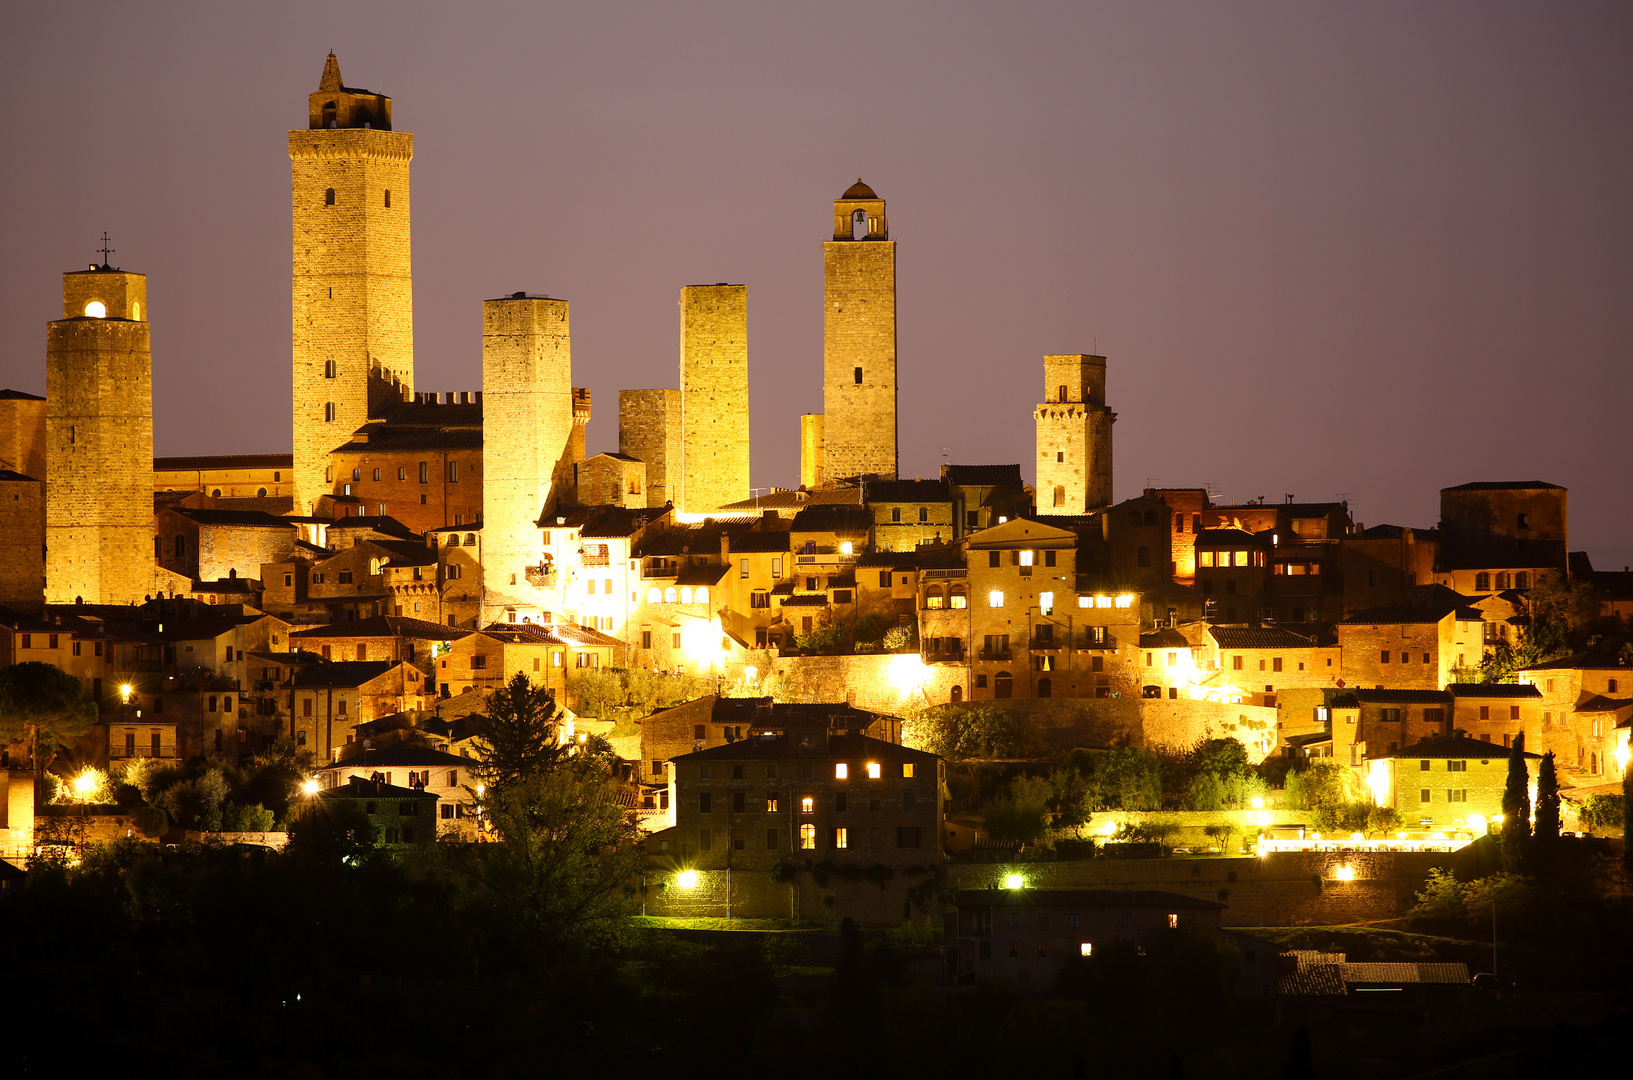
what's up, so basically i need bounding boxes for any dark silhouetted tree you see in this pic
[0,661,97,785]
[1533,751,1560,875]
[1500,733,1531,874]
[472,672,568,788]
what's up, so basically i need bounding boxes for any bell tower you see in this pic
[822,179,897,483]
[1035,354,1115,514]
[289,54,414,513]
[45,257,154,605]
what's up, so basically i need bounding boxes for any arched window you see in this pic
[464,534,476,546]
[352,468,362,482]
[324,187,336,206]
[1514,572,1529,589]
[696,587,709,605]
[257,487,267,497]
[322,101,337,127]
[369,558,383,575]
[680,587,694,604]
[1058,385,1069,403]
[384,190,391,208]
[1591,752,1598,773]
[447,534,459,546]
[1494,572,1510,590]
[1038,677,1052,698]
[1136,545,1150,568]
[925,585,944,610]
[664,587,677,603]
[647,587,661,603]
[1143,510,1158,527]
[994,672,1013,699]
[1052,485,1066,507]
[175,536,187,559]
[1475,572,1490,591]
[950,685,963,704]
[273,471,281,482]
[949,585,968,610]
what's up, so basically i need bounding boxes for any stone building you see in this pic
[799,413,824,489]
[1336,605,1483,691]
[45,263,155,605]
[154,507,299,583]
[0,469,45,611]
[1447,683,1540,750]
[1197,626,1341,709]
[285,659,430,762]
[618,389,681,509]
[0,389,46,481]
[311,776,439,847]
[575,452,645,508]
[290,54,415,513]
[322,394,484,534]
[1149,487,1210,585]
[154,454,293,504]
[864,477,953,552]
[1368,734,1538,832]
[679,284,749,514]
[822,181,897,483]
[637,696,901,787]
[1035,354,1115,514]
[1340,524,1440,615]
[964,517,1080,701]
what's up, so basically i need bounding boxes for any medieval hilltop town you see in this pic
[1,55,1630,981]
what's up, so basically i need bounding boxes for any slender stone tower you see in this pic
[45,261,154,605]
[290,54,414,514]
[679,284,749,514]
[822,180,896,483]
[482,293,572,621]
[1034,354,1115,514]
[800,413,825,489]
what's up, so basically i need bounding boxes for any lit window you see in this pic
[83,300,106,318]
[1115,595,1133,608]
[647,587,661,603]
[799,824,816,849]
[834,827,849,849]
[1080,942,1093,956]
[800,796,814,813]
[1096,596,1112,609]
[680,586,693,604]
[664,587,677,603]
[840,541,853,555]
[1167,913,1178,928]
[1019,550,1034,566]
[950,592,967,609]
[989,590,1004,609]
[902,762,915,778]
[1039,592,1054,615]
[1078,596,1092,608]
[866,762,880,779]
[835,763,848,779]
[696,587,708,604]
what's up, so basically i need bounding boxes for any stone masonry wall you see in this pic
[619,389,682,509]
[800,413,825,488]
[0,476,45,610]
[679,285,749,514]
[0,394,46,479]
[823,240,896,481]
[289,127,414,514]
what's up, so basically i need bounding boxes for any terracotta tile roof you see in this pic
[729,531,792,554]
[290,616,465,640]
[171,508,295,529]
[287,660,402,688]
[864,478,951,502]
[1354,689,1453,705]
[1278,966,1348,996]
[1208,626,1320,650]
[1375,734,1538,760]
[941,464,1023,487]
[1446,683,1541,699]
[716,487,864,512]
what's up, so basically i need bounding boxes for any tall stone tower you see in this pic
[289,54,414,514]
[822,180,897,483]
[482,293,573,620]
[799,413,825,489]
[679,284,749,514]
[1034,354,1115,514]
[45,263,154,605]
[619,388,681,508]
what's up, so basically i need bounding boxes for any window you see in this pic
[834,827,849,849]
[988,551,1001,568]
[799,824,816,849]
[448,461,459,482]
[1420,788,1432,802]
[800,796,814,814]
[1380,650,1390,664]
[835,763,849,779]
[866,761,881,779]
[1039,592,1054,615]
[384,189,391,207]
[419,462,429,483]
[1167,913,1179,929]
[854,366,863,384]
[989,590,1004,608]
[918,507,928,523]
[1447,760,1467,772]
[950,587,967,609]
[325,401,335,422]
[1053,485,1065,507]
[699,792,713,813]
[1479,705,1490,721]
[325,187,335,205]
[1475,572,1490,592]
[1448,789,1467,803]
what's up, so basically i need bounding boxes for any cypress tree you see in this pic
[1533,751,1560,876]
[1500,733,1531,874]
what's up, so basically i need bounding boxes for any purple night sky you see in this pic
[2,2,1629,565]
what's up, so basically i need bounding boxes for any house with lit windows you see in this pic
[647,710,944,919]
[438,621,622,701]
[864,477,955,552]
[284,660,430,763]
[964,517,1082,700]
[949,889,1225,990]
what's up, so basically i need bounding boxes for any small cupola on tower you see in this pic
[308,53,393,130]
[832,179,888,240]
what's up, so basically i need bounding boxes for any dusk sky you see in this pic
[2,2,1628,565]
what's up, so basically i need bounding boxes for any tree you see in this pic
[1624,754,1633,875]
[0,661,98,776]
[563,666,623,718]
[1533,751,1560,875]
[287,798,383,867]
[1500,733,1531,874]
[1578,792,1623,836]
[1097,746,1163,810]
[1526,570,1600,656]
[449,765,644,966]
[472,672,568,789]
[983,774,1052,846]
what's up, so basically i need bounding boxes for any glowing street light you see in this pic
[301,779,320,796]
[675,869,699,889]
[1251,797,1264,810]
[119,684,133,704]
[1003,873,1025,890]
[72,771,99,798]
[1333,865,1356,881]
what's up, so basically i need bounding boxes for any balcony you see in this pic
[977,647,1012,662]
[109,746,177,761]
[524,565,557,587]
[923,642,966,663]
[579,552,610,567]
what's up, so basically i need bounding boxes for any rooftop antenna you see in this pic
[96,232,114,268]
